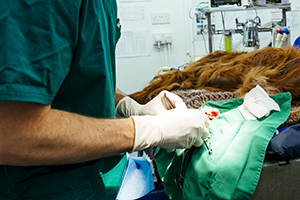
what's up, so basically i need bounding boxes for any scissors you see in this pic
[164,92,176,109]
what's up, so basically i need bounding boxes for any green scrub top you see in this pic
[0,0,126,199]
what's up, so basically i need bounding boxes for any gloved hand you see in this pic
[130,108,210,152]
[115,90,186,117]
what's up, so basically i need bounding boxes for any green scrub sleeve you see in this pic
[0,0,80,105]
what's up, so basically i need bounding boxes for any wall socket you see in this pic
[153,33,172,45]
[151,12,171,25]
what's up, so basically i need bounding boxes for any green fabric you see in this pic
[156,92,291,200]
[0,0,120,117]
[2,156,127,200]
[0,0,125,199]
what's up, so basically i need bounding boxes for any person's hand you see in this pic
[130,108,210,151]
[115,90,186,117]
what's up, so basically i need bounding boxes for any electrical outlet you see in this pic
[153,34,165,45]
[151,12,171,25]
[153,33,172,45]
[165,35,172,44]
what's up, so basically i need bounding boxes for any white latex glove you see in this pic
[130,109,210,152]
[115,90,186,117]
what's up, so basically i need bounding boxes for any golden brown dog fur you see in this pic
[129,46,300,104]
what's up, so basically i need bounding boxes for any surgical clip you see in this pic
[174,147,194,189]
[203,139,213,155]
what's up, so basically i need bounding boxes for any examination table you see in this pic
[251,158,300,200]
[139,158,300,200]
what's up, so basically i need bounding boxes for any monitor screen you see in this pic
[268,0,282,3]
[210,0,242,7]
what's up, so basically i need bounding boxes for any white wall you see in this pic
[116,0,300,95]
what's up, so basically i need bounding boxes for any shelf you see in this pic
[204,4,291,53]
[205,4,291,13]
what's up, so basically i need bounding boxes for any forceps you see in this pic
[174,147,194,189]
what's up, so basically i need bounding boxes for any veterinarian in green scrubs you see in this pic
[0,0,213,199]
[0,0,126,199]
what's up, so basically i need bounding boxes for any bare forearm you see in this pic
[0,102,134,166]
